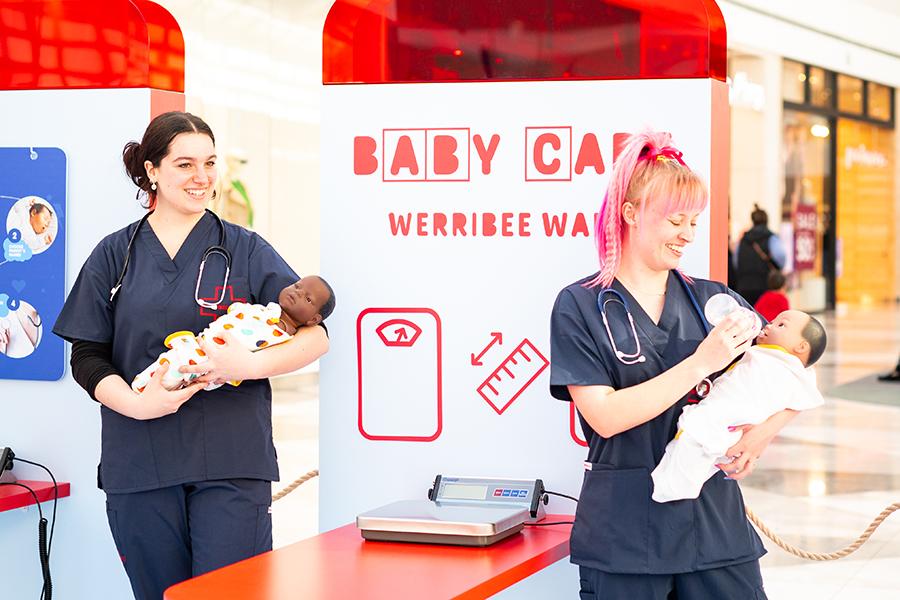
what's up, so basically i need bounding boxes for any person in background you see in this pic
[878,355,900,382]
[735,204,785,305]
[753,269,790,322]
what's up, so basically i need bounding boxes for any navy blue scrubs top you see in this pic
[550,270,766,574]
[53,211,297,494]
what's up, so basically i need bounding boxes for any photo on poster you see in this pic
[0,296,42,359]
[5,195,58,255]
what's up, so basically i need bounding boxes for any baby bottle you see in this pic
[704,293,762,338]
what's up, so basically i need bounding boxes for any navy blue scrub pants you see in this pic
[105,479,272,600]
[579,561,768,600]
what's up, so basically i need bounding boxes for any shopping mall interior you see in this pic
[176,1,900,597]
[1,1,899,599]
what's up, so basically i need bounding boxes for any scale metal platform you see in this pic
[356,475,546,547]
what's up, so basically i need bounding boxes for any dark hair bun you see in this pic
[122,141,149,192]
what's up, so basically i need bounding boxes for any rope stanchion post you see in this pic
[746,503,900,561]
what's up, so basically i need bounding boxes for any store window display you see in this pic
[212,151,254,228]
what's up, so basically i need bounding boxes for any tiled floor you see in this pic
[271,303,900,599]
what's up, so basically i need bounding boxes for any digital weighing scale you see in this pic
[356,475,546,546]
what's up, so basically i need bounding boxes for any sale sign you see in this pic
[793,203,817,272]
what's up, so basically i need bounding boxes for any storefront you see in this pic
[781,60,895,308]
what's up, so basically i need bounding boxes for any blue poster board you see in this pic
[0,147,67,381]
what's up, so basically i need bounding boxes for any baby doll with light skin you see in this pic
[132,275,335,393]
[29,204,53,243]
[651,309,827,503]
[754,309,820,363]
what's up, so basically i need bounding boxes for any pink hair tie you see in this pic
[641,146,686,166]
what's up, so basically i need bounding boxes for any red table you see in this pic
[0,480,70,512]
[165,514,573,599]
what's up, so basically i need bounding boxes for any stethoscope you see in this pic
[109,209,231,310]
[598,270,714,396]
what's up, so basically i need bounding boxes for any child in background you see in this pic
[754,269,789,322]
[132,275,335,392]
[651,309,826,503]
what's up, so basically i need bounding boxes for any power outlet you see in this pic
[0,447,15,484]
[0,447,14,472]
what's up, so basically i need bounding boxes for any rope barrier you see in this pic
[272,469,319,502]
[271,469,898,561]
[746,503,900,560]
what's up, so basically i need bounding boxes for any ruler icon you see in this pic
[477,339,549,415]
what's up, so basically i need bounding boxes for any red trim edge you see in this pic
[0,0,184,91]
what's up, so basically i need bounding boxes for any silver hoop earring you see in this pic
[150,182,157,191]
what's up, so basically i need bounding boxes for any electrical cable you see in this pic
[523,489,578,526]
[0,480,51,599]
[543,489,579,503]
[16,458,58,557]
[16,458,57,600]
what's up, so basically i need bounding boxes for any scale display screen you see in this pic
[441,484,488,500]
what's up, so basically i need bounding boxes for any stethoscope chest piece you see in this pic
[695,377,712,398]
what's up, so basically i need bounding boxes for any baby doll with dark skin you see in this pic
[132,275,335,393]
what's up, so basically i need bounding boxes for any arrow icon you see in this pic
[471,332,503,366]
[394,328,408,343]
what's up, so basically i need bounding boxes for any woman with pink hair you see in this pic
[550,131,792,598]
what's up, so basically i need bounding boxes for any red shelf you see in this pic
[0,480,70,512]
[166,514,573,599]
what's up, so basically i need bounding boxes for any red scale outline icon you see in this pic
[357,308,442,442]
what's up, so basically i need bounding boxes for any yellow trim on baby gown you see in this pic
[721,344,789,374]
[755,344,790,354]
[164,331,195,348]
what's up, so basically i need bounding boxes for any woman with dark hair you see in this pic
[52,111,328,600]
[551,130,794,598]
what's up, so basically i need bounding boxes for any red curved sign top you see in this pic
[324,0,726,84]
[0,0,184,91]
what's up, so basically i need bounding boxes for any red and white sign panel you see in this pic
[320,79,723,528]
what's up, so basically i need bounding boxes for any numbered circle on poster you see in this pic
[5,196,58,255]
